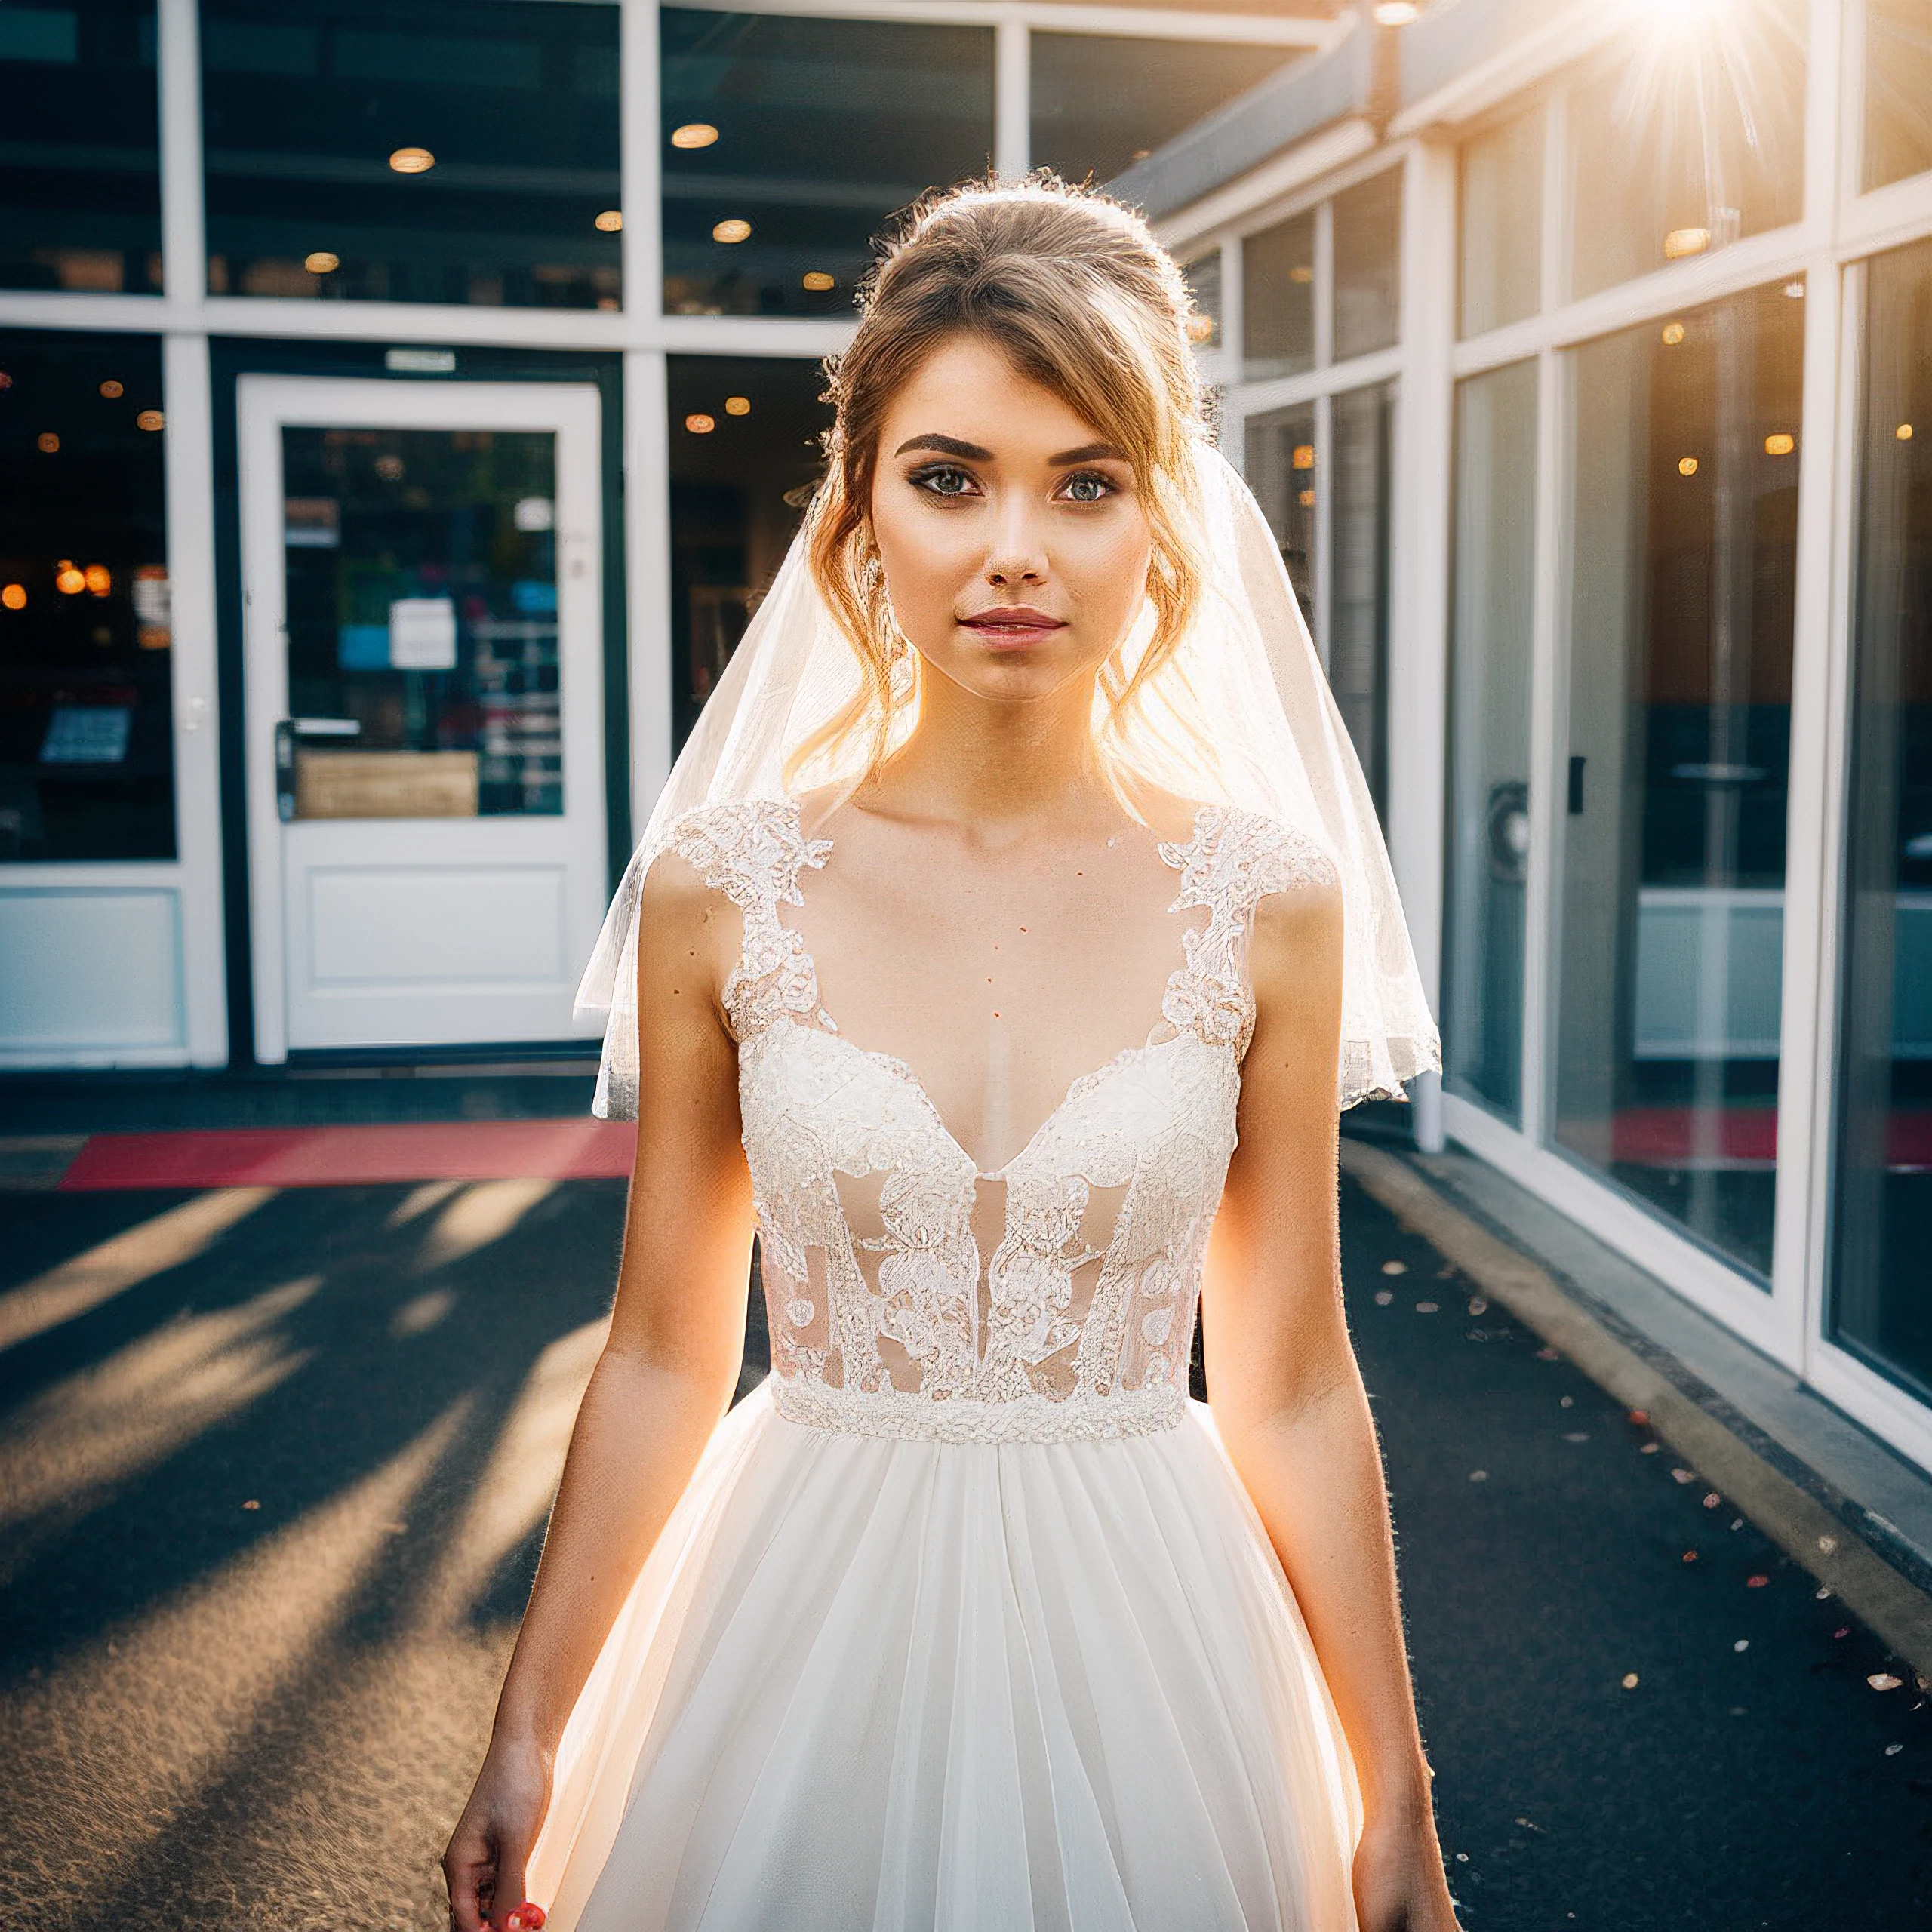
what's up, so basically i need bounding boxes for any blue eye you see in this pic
[1063,472,1112,503]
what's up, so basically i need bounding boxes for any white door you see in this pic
[239,377,608,1059]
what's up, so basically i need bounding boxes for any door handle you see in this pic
[275,717,361,821]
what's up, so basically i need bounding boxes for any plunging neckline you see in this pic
[769,800,1218,1183]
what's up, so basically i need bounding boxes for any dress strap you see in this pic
[658,798,832,1043]
[1158,804,1338,1056]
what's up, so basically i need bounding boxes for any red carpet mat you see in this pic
[57,1119,638,1190]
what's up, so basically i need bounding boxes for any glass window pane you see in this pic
[1460,106,1542,338]
[1444,361,1537,1121]
[1330,382,1393,817]
[281,426,562,816]
[0,0,159,294]
[669,358,831,750]
[1181,248,1223,353]
[1830,236,1932,1395]
[1556,282,1805,1276]
[1242,212,1315,384]
[1864,0,1932,190]
[1029,34,1295,186]
[1242,401,1318,638]
[1333,168,1401,361]
[202,0,621,309]
[663,10,992,320]
[1567,3,1806,301]
[0,329,172,860]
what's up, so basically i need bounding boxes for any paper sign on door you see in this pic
[387,596,459,669]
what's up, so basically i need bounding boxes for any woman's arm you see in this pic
[444,854,756,1931]
[1202,878,1459,1932]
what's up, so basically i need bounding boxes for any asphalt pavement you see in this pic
[1,1165,1926,1929]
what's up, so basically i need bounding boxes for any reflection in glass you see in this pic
[1243,401,1317,635]
[1242,213,1315,384]
[1567,2,1805,301]
[1181,248,1223,352]
[1329,383,1392,817]
[1444,361,1537,1120]
[281,427,561,816]
[202,0,621,309]
[1864,0,1932,190]
[1332,169,1401,361]
[662,10,992,319]
[0,331,171,860]
[1029,34,1294,188]
[669,358,831,750]
[0,0,160,294]
[1460,106,1542,338]
[1557,284,1804,1275]
[1830,237,1932,1397]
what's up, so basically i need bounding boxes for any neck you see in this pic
[867,664,1117,843]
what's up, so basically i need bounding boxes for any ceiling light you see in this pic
[1297,489,1315,507]
[56,561,86,594]
[37,432,59,453]
[712,218,752,244]
[85,563,112,595]
[1783,280,1805,298]
[304,251,340,274]
[1185,313,1215,343]
[1288,264,1314,284]
[801,270,835,291]
[1662,227,1710,259]
[1374,2,1420,23]
[137,410,164,432]
[1292,444,1315,470]
[724,395,750,416]
[595,211,623,232]
[671,123,719,149]
[1898,423,1915,441]
[1764,432,1795,456]
[1678,456,1699,476]
[1660,321,1686,345]
[389,146,435,174]
[99,379,123,398]
[1,584,26,611]
[685,413,715,435]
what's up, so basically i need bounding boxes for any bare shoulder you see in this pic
[1247,833,1343,1014]
[635,838,740,1021]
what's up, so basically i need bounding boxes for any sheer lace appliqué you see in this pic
[659,797,1334,1444]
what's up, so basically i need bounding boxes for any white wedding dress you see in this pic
[525,794,1365,1932]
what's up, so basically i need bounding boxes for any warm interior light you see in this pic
[712,218,752,244]
[1291,444,1315,470]
[1663,227,1711,259]
[56,561,86,594]
[136,410,164,432]
[595,210,623,232]
[1678,456,1700,476]
[1764,432,1795,457]
[1374,2,1420,24]
[685,413,716,435]
[1660,321,1686,346]
[1297,489,1316,507]
[388,146,435,174]
[37,432,59,453]
[1185,313,1215,344]
[1897,423,1915,441]
[304,251,340,274]
[1783,280,1805,298]
[85,564,112,595]
[99,379,123,398]
[1,583,26,611]
[724,396,750,417]
[801,270,835,291]
[1288,264,1314,285]
[671,122,719,149]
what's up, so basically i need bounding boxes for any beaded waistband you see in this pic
[768,1375,1186,1445]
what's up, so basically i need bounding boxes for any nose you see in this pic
[984,493,1047,589]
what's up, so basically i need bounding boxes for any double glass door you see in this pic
[238,377,607,1057]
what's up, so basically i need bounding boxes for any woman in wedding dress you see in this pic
[445,180,1454,1932]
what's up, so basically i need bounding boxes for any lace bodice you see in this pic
[660,797,1335,1444]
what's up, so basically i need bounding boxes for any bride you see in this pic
[445,179,1453,1932]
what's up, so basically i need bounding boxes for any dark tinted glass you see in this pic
[1029,33,1294,186]
[1242,211,1315,383]
[1829,235,1932,1397]
[1329,381,1392,816]
[1460,105,1541,338]
[1243,400,1316,632]
[1332,168,1401,361]
[669,357,830,749]
[0,0,160,294]
[0,330,171,860]
[202,0,621,309]
[661,10,992,319]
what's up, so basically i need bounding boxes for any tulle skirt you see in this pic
[525,1386,1363,1931]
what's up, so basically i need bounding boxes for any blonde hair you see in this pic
[792,175,1213,789]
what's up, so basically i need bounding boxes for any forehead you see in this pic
[879,334,1103,456]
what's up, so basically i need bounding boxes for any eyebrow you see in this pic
[891,433,1128,466]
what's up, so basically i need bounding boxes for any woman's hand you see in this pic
[443,1732,551,1932]
[1352,1814,1463,1932]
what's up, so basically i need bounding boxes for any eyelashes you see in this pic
[903,463,1123,503]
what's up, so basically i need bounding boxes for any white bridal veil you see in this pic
[577,440,1441,1118]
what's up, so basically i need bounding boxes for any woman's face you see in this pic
[867,334,1155,706]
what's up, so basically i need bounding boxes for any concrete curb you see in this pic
[1340,1137,1932,1680]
